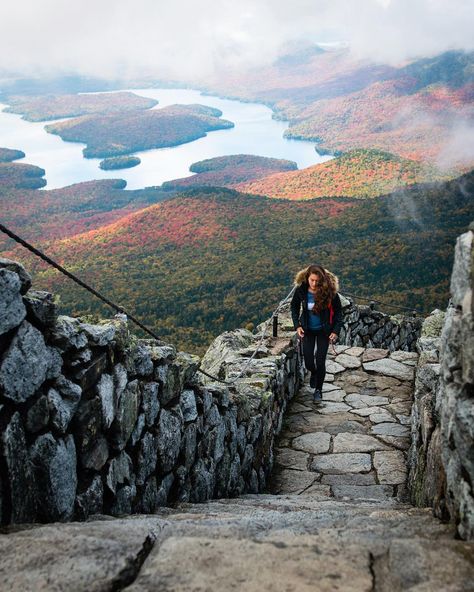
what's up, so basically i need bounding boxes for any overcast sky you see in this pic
[1,0,473,79]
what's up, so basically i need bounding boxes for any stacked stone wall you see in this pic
[408,224,474,540]
[0,259,301,525]
[339,299,422,352]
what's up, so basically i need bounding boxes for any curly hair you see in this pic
[294,264,339,313]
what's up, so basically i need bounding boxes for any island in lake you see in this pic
[0,147,25,162]
[45,104,234,158]
[0,149,46,189]
[3,91,158,122]
[161,154,298,190]
[99,156,141,170]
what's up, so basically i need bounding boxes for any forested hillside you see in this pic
[8,172,473,353]
[198,48,474,169]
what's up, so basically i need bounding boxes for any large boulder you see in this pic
[30,433,77,522]
[0,321,60,403]
[0,269,26,336]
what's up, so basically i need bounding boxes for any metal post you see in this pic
[272,314,278,337]
[369,301,376,311]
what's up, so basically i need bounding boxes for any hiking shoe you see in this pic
[310,372,317,388]
[313,389,322,402]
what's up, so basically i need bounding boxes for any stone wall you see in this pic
[0,259,301,525]
[408,224,474,540]
[338,297,423,352]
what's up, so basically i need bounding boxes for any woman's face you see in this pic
[308,273,320,291]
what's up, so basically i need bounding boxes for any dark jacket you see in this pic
[291,283,343,336]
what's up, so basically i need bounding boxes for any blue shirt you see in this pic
[307,292,322,330]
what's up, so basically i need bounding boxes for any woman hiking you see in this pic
[290,264,343,402]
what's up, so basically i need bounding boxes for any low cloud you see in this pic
[436,121,474,170]
[0,0,473,80]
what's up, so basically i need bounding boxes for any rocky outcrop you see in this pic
[0,259,301,525]
[408,224,474,540]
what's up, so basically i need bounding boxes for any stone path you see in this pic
[271,345,416,502]
[2,346,473,591]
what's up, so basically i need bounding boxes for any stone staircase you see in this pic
[1,346,473,591]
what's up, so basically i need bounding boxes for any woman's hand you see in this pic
[329,332,337,343]
[296,327,305,338]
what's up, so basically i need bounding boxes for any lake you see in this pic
[0,88,331,190]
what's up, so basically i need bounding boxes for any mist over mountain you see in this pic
[1,0,473,80]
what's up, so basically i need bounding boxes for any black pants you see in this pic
[302,329,329,390]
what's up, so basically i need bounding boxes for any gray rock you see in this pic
[176,351,200,386]
[247,414,263,444]
[75,475,103,520]
[23,290,57,329]
[68,347,92,368]
[332,484,394,500]
[0,258,31,294]
[26,396,50,433]
[390,351,419,362]
[180,389,198,422]
[310,453,372,474]
[142,382,160,426]
[362,348,389,362]
[236,424,247,456]
[182,423,197,470]
[292,432,331,454]
[0,269,26,335]
[274,447,309,471]
[370,413,396,423]
[321,472,377,485]
[81,321,117,347]
[126,342,153,377]
[322,389,346,402]
[157,409,183,472]
[137,433,158,486]
[46,347,63,380]
[206,403,221,428]
[73,352,109,393]
[50,316,88,351]
[30,433,77,521]
[106,451,133,494]
[271,469,317,494]
[111,380,140,450]
[156,473,174,506]
[48,376,82,433]
[130,413,146,447]
[335,354,362,369]
[363,358,414,381]
[208,420,227,463]
[141,477,160,513]
[228,454,243,496]
[344,393,390,408]
[110,484,136,516]
[371,423,410,437]
[373,450,407,484]
[318,401,352,414]
[190,459,215,502]
[74,398,109,470]
[96,374,114,429]
[215,449,231,497]
[0,321,55,402]
[325,360,346,374]
[2,412,37,522]
[113,363,128,402]
[333,433,389,453]
[450,230,472,307]
[157,363,180,404]
[149,344,176,364]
